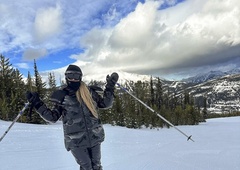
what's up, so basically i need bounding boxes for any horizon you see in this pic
[1,0,240,82]
[2,54,240,86]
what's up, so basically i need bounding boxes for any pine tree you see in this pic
[48,72,57,90]
[184,91,190,106]
[111,91,125,126]
[45,72,57,108]
[11,69,26,121]
[151,77,164,128]
[203,96,208,120]
[30,59,46,124]
[0,55,26,121]
[150,76,154,106]
[26,71,34,91]
[34,59,46,98]
[0,55,14,120]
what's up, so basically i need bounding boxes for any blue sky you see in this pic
[1,0,239,82]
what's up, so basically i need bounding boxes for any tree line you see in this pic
[99,78,204,129]
[0,54,206,128]
[0,54,56,124]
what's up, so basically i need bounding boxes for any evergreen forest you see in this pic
[0,54,205,128]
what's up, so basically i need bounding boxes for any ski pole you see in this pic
[0,102,30,142]
[116,83,194,142]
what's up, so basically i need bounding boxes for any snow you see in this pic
[0,117,240,170]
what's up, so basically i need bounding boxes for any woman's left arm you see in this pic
[92,72,118,109]
[97,89,114,109]
[90,86,114,109]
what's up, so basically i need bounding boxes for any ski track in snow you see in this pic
[0,117,240,170]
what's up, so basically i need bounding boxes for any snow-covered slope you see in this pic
[0,117,240,170]
[164,71,240,114]
[185,74,240,113]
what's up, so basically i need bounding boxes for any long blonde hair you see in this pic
[76,82,98,118]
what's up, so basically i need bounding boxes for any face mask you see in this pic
[67,81,81,91]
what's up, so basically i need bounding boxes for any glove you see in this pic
[26,91,42,108]
[106,72,119,90]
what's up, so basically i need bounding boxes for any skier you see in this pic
[26,64,118,170]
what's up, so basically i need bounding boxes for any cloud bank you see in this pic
[78,0,240,79]
[1,0,239,80]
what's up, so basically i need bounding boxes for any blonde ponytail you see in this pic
[76,82,98,118]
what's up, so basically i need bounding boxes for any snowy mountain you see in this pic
[40,67,153,87]
[182,68,240,84]
[82,70,151,84]
[85,69,240,114]
[166,73,240,114]
[188,74,240,113]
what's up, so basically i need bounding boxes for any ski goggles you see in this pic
[65,71,82,81]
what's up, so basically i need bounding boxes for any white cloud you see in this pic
[34,4,63,42]
[23,48,48,61]
[0,4,8,13]
[109,1,159,48]
[0,0,64,55]
[0,2,33,52]
[77,0,240,78]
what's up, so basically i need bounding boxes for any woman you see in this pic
[26,64,118,170]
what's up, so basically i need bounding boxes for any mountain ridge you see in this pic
[166,72,240,114]
[107,68,240,114]
[181,68,240,84]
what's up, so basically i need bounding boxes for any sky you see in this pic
[0,116,240,169]
[0,0,240,82]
